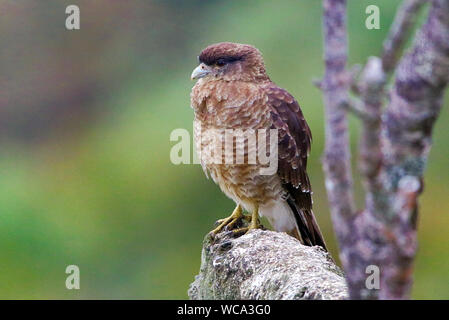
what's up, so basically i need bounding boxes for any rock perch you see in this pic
[189,229,348,300]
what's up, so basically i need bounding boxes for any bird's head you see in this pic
[191,42,269,82]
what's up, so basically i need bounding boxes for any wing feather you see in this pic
[265,84,311,191]
[265,84,326,250]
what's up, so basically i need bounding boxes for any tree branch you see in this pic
[357,0,426,215]
[382,0,427,72]
[319,0,448,299]
[189,230,348,300]
[378,0,449,299]
[321,0,356,226]
[320,0,361,297]
[357,57,388,216]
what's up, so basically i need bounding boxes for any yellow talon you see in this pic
[210,204,243,234]
[231,204,261,235]
[249,204,260,230]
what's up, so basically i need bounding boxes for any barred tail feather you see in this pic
[286,197,327,251]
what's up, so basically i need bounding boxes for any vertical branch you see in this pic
[352,1,430,299]
[319,0,448,299]
[357,57,387,215]
[380,0,449,299]
[384,0,449,180]
[382,0,427,72]
[321,0,359,296]
[321,0,355,220]
[358,0,425,217]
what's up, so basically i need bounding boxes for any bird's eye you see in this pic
[216,59,226,67]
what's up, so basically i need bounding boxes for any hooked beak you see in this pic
[191,63,211,80]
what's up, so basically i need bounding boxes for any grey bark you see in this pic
[189,230,348,300]
[319,0,448,299]
[321,0,357,224]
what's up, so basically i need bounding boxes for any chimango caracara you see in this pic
[190,42,326,250]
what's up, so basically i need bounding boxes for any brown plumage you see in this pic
[190,42,326,250]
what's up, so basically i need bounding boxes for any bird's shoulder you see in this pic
[262,83,296,107]
[261,82,312,189]
[261,83,303,121]
[262,82,311,143]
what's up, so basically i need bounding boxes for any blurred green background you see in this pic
[0,0,447,299]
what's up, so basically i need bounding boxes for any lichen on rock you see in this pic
[188,229,348,300]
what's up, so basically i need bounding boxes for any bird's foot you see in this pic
[232,214,262,236]
[210,205,248,235]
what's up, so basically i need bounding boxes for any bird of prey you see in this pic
[190,42,326,250]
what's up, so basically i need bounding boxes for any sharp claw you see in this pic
[232,227,249,236]
[210,205,245,234]
[226,217,242,230]
[231,219,262,237]
[210,204,263,236]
